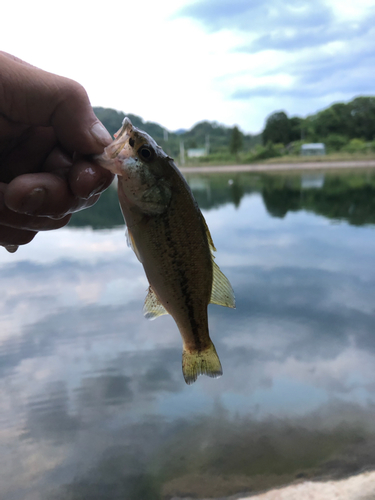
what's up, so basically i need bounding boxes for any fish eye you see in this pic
[138,145,154,161]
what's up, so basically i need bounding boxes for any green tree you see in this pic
[289,117,303,142]
[230,126,243,155]
[349,97,375,140]
[308,97,375,142]
[313,103,352,139]
[262,111,291,145]
[343,138,367,153]
[325,134,348,152]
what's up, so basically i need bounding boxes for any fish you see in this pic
[96,118,235,384]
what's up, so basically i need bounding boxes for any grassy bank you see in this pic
[180,151,375,168]
[265,152,375,164]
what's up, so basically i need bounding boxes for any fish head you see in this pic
[97,118,172,214]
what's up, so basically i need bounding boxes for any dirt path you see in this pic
[180,160,375,174]
[238,471,375,500]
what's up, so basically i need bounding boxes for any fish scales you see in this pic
[96,117,235,384]
[133,174,213,353]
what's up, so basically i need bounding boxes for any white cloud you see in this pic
[1,0,373,133]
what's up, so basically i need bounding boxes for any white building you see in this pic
[300,143,326,156]
[187,148,207,158]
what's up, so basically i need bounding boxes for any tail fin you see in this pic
[182,342,223,385]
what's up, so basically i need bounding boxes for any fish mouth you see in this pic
[95,118,136,175]
[108,117,134,159]
[115,117,133,139]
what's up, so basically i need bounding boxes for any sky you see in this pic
[2,0,375,134]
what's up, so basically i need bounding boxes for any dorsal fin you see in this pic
[143,286,169,320]
[210,261,235,308]
[200,212,217,253]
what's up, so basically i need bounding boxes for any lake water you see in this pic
[1,169,375,499]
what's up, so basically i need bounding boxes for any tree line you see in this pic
[93,107,261,162]
[94,96,375,163]
[262,96,375,154]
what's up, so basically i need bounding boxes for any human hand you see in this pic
[0,51,114,252]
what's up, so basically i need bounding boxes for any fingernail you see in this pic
[90,122,113,147]
[87,179,108,198]
[19,187,46,215]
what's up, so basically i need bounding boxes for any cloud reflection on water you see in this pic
[0,173,375,498]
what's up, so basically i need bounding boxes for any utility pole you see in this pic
[180,140,185,165]
[205,134,210,155]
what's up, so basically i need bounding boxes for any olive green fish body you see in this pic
[126,169,213,351]
[97,118,235,384]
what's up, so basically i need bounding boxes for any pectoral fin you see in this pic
[143,286,169,320]
[126,226,142,262]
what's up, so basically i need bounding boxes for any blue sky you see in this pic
[2,0,374,133]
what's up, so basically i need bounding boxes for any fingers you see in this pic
[0,126,113,200]
[0,176,71,251]
[68,157,114,199]
[0,225,37,248]
[0,51,35,66]
[0,205,71,231]
[5,245,19,253]
[4,173,77,218]
[0,52,112,155]
[42,150,113,205]
[0,126,56,183]
[0,52,115,251]
[3,170,104,219]
[0,182,71,229]
[50,81,113,155]
[41,146,114,199]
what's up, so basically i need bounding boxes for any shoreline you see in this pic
[237,470,375,500]
[171,470,375,500]
[179,159,375,174]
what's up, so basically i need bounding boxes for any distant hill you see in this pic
[93,107,262,159]
[94,97,375,163]
[95,96,375,158]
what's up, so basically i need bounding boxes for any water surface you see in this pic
[1,170,375,499]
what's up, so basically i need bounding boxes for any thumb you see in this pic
[0,52,113,155]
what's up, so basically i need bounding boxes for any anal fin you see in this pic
[143,286,169,320]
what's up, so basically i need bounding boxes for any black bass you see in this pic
[96,118,235,384]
